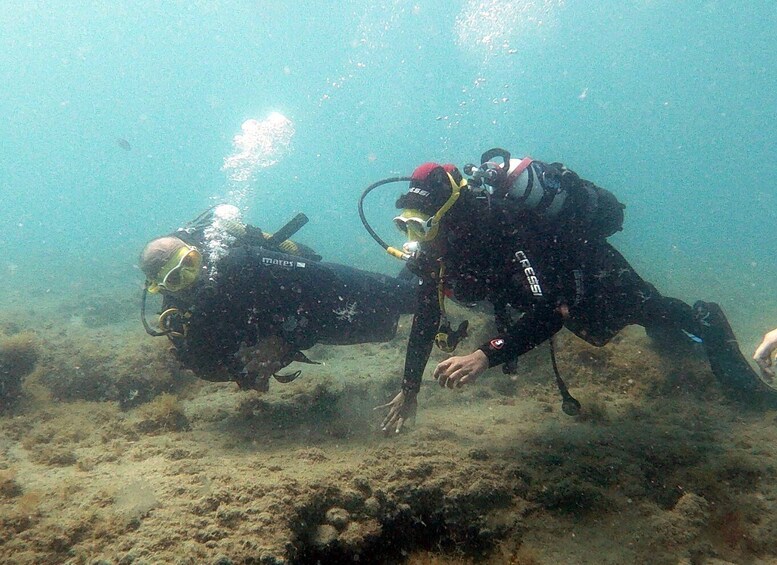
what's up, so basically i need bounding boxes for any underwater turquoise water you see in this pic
[1,1,775,348]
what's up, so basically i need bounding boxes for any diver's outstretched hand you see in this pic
[377,390,417,434]
[433,350,489,389]
[754,328,777,381]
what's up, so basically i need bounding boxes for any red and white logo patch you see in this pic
[489,338,505,350]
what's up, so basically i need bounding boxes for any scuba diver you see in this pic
[359,148,776,433]
[139,204,416,391]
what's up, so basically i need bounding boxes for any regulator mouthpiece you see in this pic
[402,241,421,258]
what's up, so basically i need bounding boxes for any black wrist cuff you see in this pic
[478,345,500,368]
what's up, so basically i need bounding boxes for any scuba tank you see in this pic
[180,204,321,261]
[465,148,625,241]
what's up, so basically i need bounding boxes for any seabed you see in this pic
[2,292,777,565]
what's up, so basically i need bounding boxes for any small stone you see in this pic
[339,489,364,511]
[312,524,338,546]
[325,507,350,530]
[363,497,380,517]
[352,476,371,494]
[118,553,136,565]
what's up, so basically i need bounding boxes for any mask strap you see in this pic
[424,172,463,241]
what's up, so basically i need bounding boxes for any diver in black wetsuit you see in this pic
[378,149,774,433]
[139,205,415,391]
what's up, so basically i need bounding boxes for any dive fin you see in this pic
[273,370,302,384]
[694,301,777,404]
[290,350,321,365]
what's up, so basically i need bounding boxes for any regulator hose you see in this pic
[357,176,412,259]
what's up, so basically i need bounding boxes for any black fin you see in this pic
[273,370,301,384]
[290,351,320,365]
[694,301,777,403]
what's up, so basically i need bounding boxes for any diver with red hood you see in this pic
[371,148,775,433]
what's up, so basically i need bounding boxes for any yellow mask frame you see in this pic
[147,245,202,294]
[397,172,464,243]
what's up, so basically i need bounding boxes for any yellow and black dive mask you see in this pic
[393,209,433,242]
[392,171,463,243]
[147,245,202,293]
[357,165,465,261]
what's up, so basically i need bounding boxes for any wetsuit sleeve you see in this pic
[478,304,564,367]
[401,277,440,394]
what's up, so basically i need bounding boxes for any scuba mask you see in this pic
[358,166,468,354]
[393,209,433,242]
[357,167,465,260]
[147,245,202,294]
[393,171,463,243]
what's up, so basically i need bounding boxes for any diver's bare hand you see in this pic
[754,328,777,381]
[433,350,489,389]
[376,390,417,434]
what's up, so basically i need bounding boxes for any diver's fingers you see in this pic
[444,367,470,388]
[377,402,395,427]
[382,400,406,430]
[375,391,402,411]
[754,355,773,375]
[459,372,479,386]
[433,358,455,380]
[436,359,465,384]
[755,330,777,363]
[439,370,459,388]
[754,339,777,366]
[753,353,775,382]
[380,402,398,419]
[380,411,396,431]
[437,366,452,386]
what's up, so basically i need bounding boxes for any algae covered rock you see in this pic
[133,393,190,433]
[0,331,39,410]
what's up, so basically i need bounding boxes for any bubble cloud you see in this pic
[222,112,295,183]
[455,0,565,61]
[218,112,295,212]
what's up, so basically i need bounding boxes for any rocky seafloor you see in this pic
[2,293,777,565]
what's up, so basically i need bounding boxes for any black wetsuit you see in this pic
[160,232,415,384]
[400,172,701,395]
